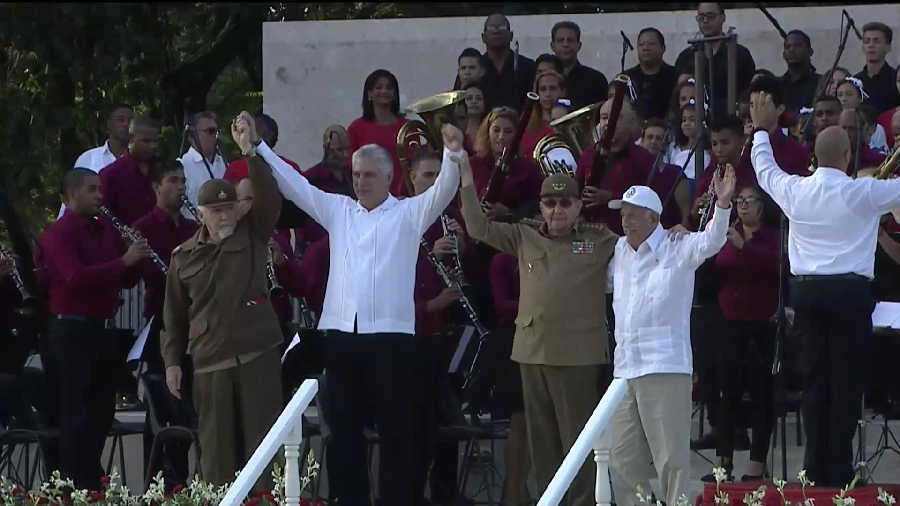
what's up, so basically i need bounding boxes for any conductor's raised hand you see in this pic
[714,163,737,208]
[749,91,778,133]
[442,123,464,153]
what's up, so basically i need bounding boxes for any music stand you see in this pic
[865,326,900,476]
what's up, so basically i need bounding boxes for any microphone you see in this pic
[620,31,634,51]
[843,9,862,40]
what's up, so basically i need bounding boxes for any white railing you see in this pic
[220,378,319,506]
[537,378,628,506]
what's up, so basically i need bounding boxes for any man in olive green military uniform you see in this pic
[459,154,617,506]
[161,112,284,486]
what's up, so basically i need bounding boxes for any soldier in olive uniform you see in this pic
[161,112,283,486]
[459,156,617,506]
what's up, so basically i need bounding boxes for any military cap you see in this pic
[197,179,237,206]
[539,173,580,199]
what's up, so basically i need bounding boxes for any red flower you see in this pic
[89,491,106,502]
[300,499,311,506]
[100,476,111,486]
[172,484,185,495]
[315,501,328,506]
[244,497,261,506]
[11,487,24,497]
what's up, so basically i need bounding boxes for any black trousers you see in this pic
[324,330,423,506]
[716,320,775,462]
[142,315,196,487]
[790,276,874,487]
[691,302,724,429]
[43,318,120,491]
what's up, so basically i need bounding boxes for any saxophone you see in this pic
[97,206,169,274]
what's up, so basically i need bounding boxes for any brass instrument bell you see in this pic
[396,90,466,170]
[533,135,577,177]
[549,102,602,155]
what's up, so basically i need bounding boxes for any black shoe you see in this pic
[691,432,718,450]
[734,430,750,451]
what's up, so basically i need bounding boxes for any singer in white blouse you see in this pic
[251,113,462,506]
[606,169,734,506]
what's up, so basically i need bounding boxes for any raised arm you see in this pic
[750,94,800,212]
[409,124,462,233]
[233,110,342,231]
[680,164,734,268]
[458,148,523,255]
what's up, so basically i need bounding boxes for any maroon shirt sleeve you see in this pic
[45,224,129,292]
[715,225,779,321]
[300,236,330,315]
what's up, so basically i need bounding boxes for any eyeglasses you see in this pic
[734,197,761,206]
[484,24,509,32]
[695,12,720,22]
[541,197,575,209]
[200,127,219,136]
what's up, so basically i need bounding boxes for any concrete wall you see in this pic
[263,4,900,170]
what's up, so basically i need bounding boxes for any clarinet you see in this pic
[297,297,317,329]
[420,238,488,339]
[440,215,469,287]
[180,194,200,221]
[0,243,35,307]
[266,239,286,298]
[697,162,723,230]
[97,206,168,274]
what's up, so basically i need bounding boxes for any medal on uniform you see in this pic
[571,240,595,254]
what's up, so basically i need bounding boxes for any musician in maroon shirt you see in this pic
[132,159,198,486]
[840,108,888,177]
[470,108,542,221]
[576,98,690,234]
[705,185,780,482]
[37,168,151,490]
[98,115,162,225]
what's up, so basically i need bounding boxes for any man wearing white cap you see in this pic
[606,168,735,506]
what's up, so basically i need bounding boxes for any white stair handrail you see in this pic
[220,378,319,506]
[537,377,628,506]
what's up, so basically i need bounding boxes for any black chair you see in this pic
[0,427,59,488]
[105,419,145,484]
[139,373,200,490]
[0,367,59,488]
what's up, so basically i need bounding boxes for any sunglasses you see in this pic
[734,197,761,206]
[541,197,575,209]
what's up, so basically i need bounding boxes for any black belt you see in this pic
[792,273,869,283]
[55,314,108,326]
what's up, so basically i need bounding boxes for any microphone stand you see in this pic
[770,211,789,479]
[757,4,787,39]
[843,9,863,41]
[813,10,854,106]
[620,31,633,74]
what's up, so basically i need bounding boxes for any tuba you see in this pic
[533,135,577,177]
[548,102,602,155]
[396,90,467,170]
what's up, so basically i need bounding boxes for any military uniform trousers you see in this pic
[192,347,283,487]
[608,373,691,506]
[520,363,608,506]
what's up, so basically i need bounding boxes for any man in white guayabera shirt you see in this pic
[605,172,734,506]
[251,111,462,506]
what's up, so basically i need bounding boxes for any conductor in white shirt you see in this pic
[249,112,462,506]
[750,93,900,487]
[607,172,734,506]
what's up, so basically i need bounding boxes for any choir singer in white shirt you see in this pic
[750,92,900,487]
[606,170,734,506]
[243,110,462,506]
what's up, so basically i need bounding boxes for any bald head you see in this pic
[815,126,851,172]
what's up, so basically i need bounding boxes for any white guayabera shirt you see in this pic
[178,146,227,220]
[751,130,900,279]
[608,204,730,379]
[257,141,460,335]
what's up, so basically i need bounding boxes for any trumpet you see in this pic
[97,206,168,274]
[266,239,286,298]
[181,194,200,221]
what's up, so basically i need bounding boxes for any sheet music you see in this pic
[127,316,154,362]
[872,302,900,329]
[448,326,475,374]
[281,332,301,363]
